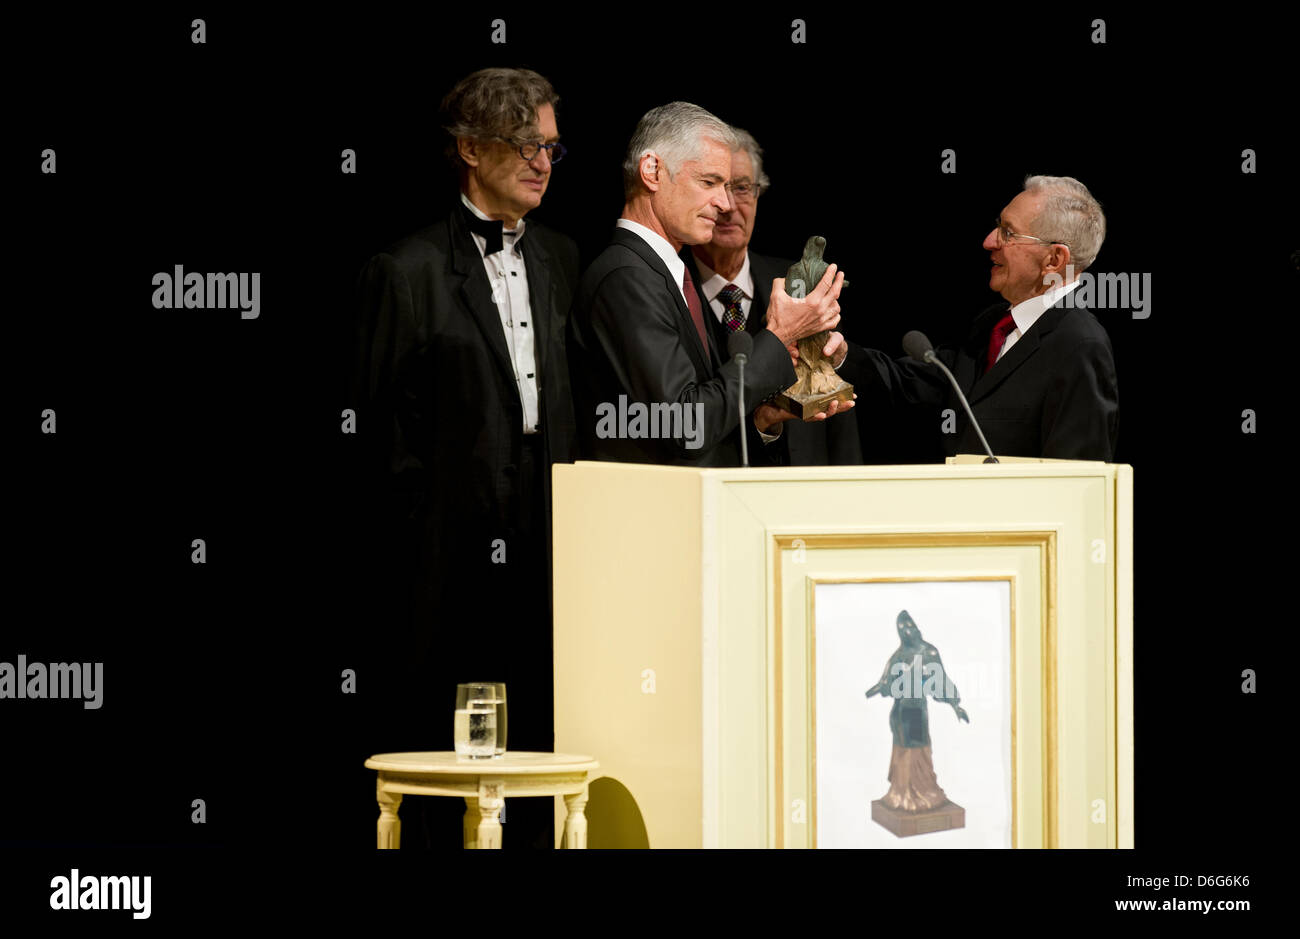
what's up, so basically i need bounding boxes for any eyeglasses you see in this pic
[993,218,1068,248]
[500,138,567,164]
[725,180,762,204]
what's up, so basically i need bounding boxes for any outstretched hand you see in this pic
[808,395,856,421]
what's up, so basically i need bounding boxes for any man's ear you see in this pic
[1043,243,1071,276]
[457,137,481,169]
[638,151,661,192]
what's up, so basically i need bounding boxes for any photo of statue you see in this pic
[813,581,1012,848]
[864,610,969,835]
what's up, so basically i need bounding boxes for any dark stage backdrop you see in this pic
[7,6,1295,923]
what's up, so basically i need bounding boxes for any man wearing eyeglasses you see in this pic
[834,175,1118,461]
[568,102,847,466]
[684,128,862,465]
[354,67,577,849]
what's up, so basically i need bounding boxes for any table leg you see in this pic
[476,779,504,849]
[463,798,479,849]
[563,787,589,849]
[376,783,402,850]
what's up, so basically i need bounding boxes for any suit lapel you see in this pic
[754,252,780,332]
[450,211,515,384]
[616,228,712,376]
[967,297,1071,402]
[749,253,774,333]
[684,250,731,368]
[684,251,722,357]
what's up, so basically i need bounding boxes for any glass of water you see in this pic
[487,682,507,756]
[454,682,500,760]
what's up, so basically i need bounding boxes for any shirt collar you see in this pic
[1009,277,1082,336]
[460,191,525,251]
[616,218,684,287]
[692,251,753,305]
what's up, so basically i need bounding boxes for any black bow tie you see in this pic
[461,203,521,256]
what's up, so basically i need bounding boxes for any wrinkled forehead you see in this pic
[687,137,732,177]
[535,103,559,139]
[1000,190,1042,229]
[729,148,754,181]
[518,103,559,142]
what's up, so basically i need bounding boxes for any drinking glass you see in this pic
[486,683,507,756]
[454,682,498,759]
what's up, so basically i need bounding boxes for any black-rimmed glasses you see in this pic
[501,139,567,164]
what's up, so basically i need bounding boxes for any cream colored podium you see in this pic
[552,457,1133,849]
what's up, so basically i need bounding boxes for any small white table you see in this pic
[363,751,599,849]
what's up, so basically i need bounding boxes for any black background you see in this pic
[6,6,1293,922]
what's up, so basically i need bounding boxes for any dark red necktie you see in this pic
[985,313,1017,373]
[682,267,709,354]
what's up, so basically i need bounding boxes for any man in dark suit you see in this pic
[685,128,861,465]
[568,102,847,467]
[354,67,577,848]
[834,175,1118,461]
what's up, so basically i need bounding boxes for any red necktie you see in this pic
[985,313,1017,373]
[682,267,709,354]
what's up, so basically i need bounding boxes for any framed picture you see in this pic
[813,579,1013,848]
[767,529,1063,849]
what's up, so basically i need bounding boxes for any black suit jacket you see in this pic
[686,249,863,466]
[354,206,579,665]
[568,227,797,466]
[840,296,1119,461]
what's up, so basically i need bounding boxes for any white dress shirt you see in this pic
[693,251,785,444]
[461,192,539,434]
[692,252,755,327]
[615,218,691,307]
[997,278,1083,363]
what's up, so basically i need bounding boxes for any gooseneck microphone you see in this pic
[902,330,999,464]
[728,330,754,467]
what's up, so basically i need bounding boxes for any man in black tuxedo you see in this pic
[834,175,1118,461]
[685,128,861,465]
[568,102,847,467]
[354,67,577,848]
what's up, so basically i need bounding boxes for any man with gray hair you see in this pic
[568,102,847,465]
[354,67,578,849]
[685,127,861,464]
[835,174,1119,460]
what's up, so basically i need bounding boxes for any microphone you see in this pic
[902,330,998,464]
[728,329,753,363]
[728,331,755,467]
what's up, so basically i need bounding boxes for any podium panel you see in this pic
[553,460,1133,848]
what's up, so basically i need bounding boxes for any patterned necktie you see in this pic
[718,283,746,332]
[682,266,709,353]
[985,312,1017,373]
